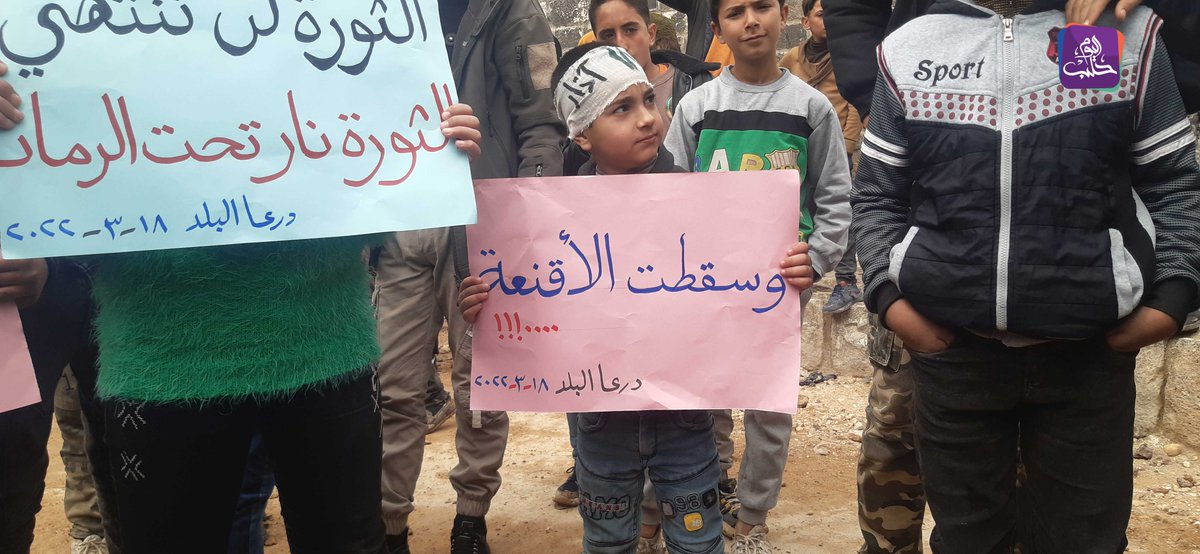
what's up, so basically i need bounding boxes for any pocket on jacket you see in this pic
[888,227,921,292]
[1108,229,1145,319]
[526,42,557,92]
[515,45,532,99]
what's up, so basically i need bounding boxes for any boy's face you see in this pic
[593,1,657,73]
[803,1,827,43]
[712,0,788,64]
[575,83,664,174]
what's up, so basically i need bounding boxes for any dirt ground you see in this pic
[31,355,1200,554]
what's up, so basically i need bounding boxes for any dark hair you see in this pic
[801,0,819,16]
[654,35,682,52]
[551,42,610,93]
[588,0,651,32]
[709,0,787,25]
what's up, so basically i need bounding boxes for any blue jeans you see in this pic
[567,413,579,458]
[574,411,723,554]
[570,414,661,526]
[228,434,275,554]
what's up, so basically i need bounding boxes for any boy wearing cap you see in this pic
[459,43,818,554]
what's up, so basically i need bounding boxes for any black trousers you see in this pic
[102,371,387,554]
[0,262,94,554]
[71,344,123,554]
[910,332,1136,554]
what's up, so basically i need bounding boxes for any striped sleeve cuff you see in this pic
[860,129,910,167]
[1131,119,1196,166]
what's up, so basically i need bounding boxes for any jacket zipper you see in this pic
[515,45,531,99]
[996,17,1015,330]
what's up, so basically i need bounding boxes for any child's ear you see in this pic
[780,3,790,22]
[648,22,658,45]
[711,20,725,45]
[574,133,593,153]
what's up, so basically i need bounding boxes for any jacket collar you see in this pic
[651,147,684,173]
[463,0,503,40]
[578,146,683,176]
[651,50,720,77]
[449,0,504,69]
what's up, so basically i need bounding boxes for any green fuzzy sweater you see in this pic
[91,236,380,403]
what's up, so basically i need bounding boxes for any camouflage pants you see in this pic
[857,339,925,553]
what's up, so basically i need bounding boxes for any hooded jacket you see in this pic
[448,0,567,279]
[852,1,1200,339]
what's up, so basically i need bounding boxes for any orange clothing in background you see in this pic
[780,40,862,156]
[704,36,733,76]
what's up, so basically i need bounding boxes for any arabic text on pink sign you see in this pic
[467,171,803,414]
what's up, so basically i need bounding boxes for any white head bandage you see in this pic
[554,46,651,139]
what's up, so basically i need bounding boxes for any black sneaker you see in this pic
[450,514,490,554]
[552,466,580,508]
[718,476,740,537]
[386,530,410,554]
[822,280,863,314]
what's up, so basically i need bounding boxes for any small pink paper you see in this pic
[0,302,39,414]
[467,171,803,414]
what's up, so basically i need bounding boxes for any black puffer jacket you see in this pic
[852,1,1200,338]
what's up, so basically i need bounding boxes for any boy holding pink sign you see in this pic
[458,42,818,554]
[662,0,852,552]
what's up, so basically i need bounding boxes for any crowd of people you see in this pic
[2,0,1199,553]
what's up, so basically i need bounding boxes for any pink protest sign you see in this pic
[467,171,803,414]
[0,303,39,414]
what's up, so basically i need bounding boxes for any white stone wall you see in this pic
[1160,337,1200,446]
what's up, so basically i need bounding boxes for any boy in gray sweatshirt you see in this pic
[663,1,852,552]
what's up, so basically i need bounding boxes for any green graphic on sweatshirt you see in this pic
[694,128,814,239]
